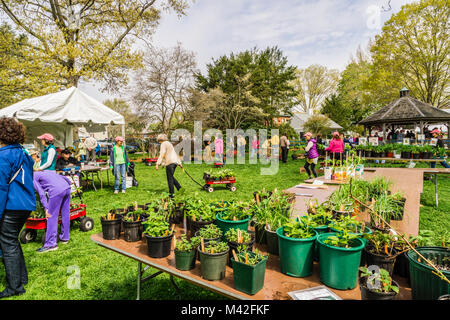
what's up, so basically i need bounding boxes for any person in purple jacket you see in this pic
[33,171,72,253]
[303,132,319,180]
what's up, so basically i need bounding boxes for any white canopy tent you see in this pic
[0,87,125,148]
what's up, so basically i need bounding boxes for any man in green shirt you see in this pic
[109,137,129,194]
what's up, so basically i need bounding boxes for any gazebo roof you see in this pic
[359,92,450,126]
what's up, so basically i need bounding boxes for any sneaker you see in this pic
[122,190,126,194]
[114,190,119,194]
[36,246,58,253]
[59,240,69,245]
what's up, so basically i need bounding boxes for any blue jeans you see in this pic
[114,163,127,191]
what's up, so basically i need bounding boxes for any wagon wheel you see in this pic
[79,217,94,232]
[229,184,237,192]
[19,229,37,244]
[207,186,214,193]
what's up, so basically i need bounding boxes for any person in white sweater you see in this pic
[155,134,183,197]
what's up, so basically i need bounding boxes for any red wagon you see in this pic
[203,177,237,193]
[19,204,94,244]
[142,158,158,166]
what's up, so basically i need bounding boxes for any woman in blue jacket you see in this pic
[0,117,36,298]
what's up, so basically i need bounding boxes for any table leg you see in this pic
[434,174,439,207]
[136,262,163,300]
[91,172,97,191]
[170,275,182,300]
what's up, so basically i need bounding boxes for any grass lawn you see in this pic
[0,156,448,300]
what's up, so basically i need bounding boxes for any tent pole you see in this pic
[122,124,126,143]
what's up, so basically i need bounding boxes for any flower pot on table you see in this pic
[231,253,268,295]
[197,247,229,281]
[277,226,318,278]
[317,233,365,290]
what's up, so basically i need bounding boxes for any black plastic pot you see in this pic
[412,153,421,160]
[254,224,267,245]
[253,192,272,202]
[265,227,279,255]
[100,217,121,240]
[145,233,174,258]
[188,218,215,239]
[127,204,148,212]
[359,278,399,300]
[227,238,255,267]
[108,210,125,234]
[394,250,410,281]
[169,207,184,225]
[401,151,411,159]
[422,152,433,159]
[122,220,142,242]
[364,247,397,276]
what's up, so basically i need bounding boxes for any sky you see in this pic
[78,0,417,102]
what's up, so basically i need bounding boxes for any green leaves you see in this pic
[197,224,222,239]
[324,231,358,248]
[175,235,200,252]
[359,267,399,294]
[283,221,315,239]
[203,241,229,254]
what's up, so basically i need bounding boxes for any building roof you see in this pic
[359,94,450,126]
[290,112,343,131]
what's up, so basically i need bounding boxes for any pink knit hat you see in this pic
[304,132,313,138]
[431,129,441,134]
[332,131,339,137]
[37,133,54,141]
[115,136,125,142]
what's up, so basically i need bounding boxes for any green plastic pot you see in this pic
[407,246,450,300]
[215,213,250,241]
[317,233,365,290]
[174,250,196,271]
[197,247,229,281]
[231,253,268,295]
[276,226,318,278]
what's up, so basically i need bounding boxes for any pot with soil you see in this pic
[363,231,398,275]
[197,241,229,281]
[225,228,254,267]
[143,219,174,258]
[277,224,318,278]
[108,209,127,234]
[254,223,267,245]
[215,211,251,241]
[407,246,450,300]
[100,215,122,240]
[122,219,143,242]
[188,218,216,239]
[359,267,399,300]
[264,225,279,255]
[317,232,365,290]
[422,152,433,159]
[231,250,268,295]
[174,235,201,271]
[401,151,411,159]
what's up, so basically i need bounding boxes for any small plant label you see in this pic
[403,138,410,145]
[359,137,367,146]
[369,137,378,146]
[430,138,438,146]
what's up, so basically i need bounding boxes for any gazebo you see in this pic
[359,88,450,140]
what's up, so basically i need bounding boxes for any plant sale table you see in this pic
[290,167,424,236]
[90,229,412,301]
[80,165,103,191]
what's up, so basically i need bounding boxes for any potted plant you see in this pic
[369,194,402,232]
[231,247,268,295]
[122,210,146,242]
[100,212,122,240]
[400,144,412,159]
[299,207,333,261]
[143,216,174,258]
[251,190,291,249]
[184,199,216,238]
[411,145,421,160]
[276,220,318,277]
[421,144,434,159]
[174,235,201,271]
[359,266,399,300]
[225,228,254,267]
[197,240,230,281]
[383,144,394,158]
[108,206,128,234]
[363,231,398,275]
[406,230,450,300]
[215,201,252,240]
[317,231,365,290]
[194,224,223,243]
